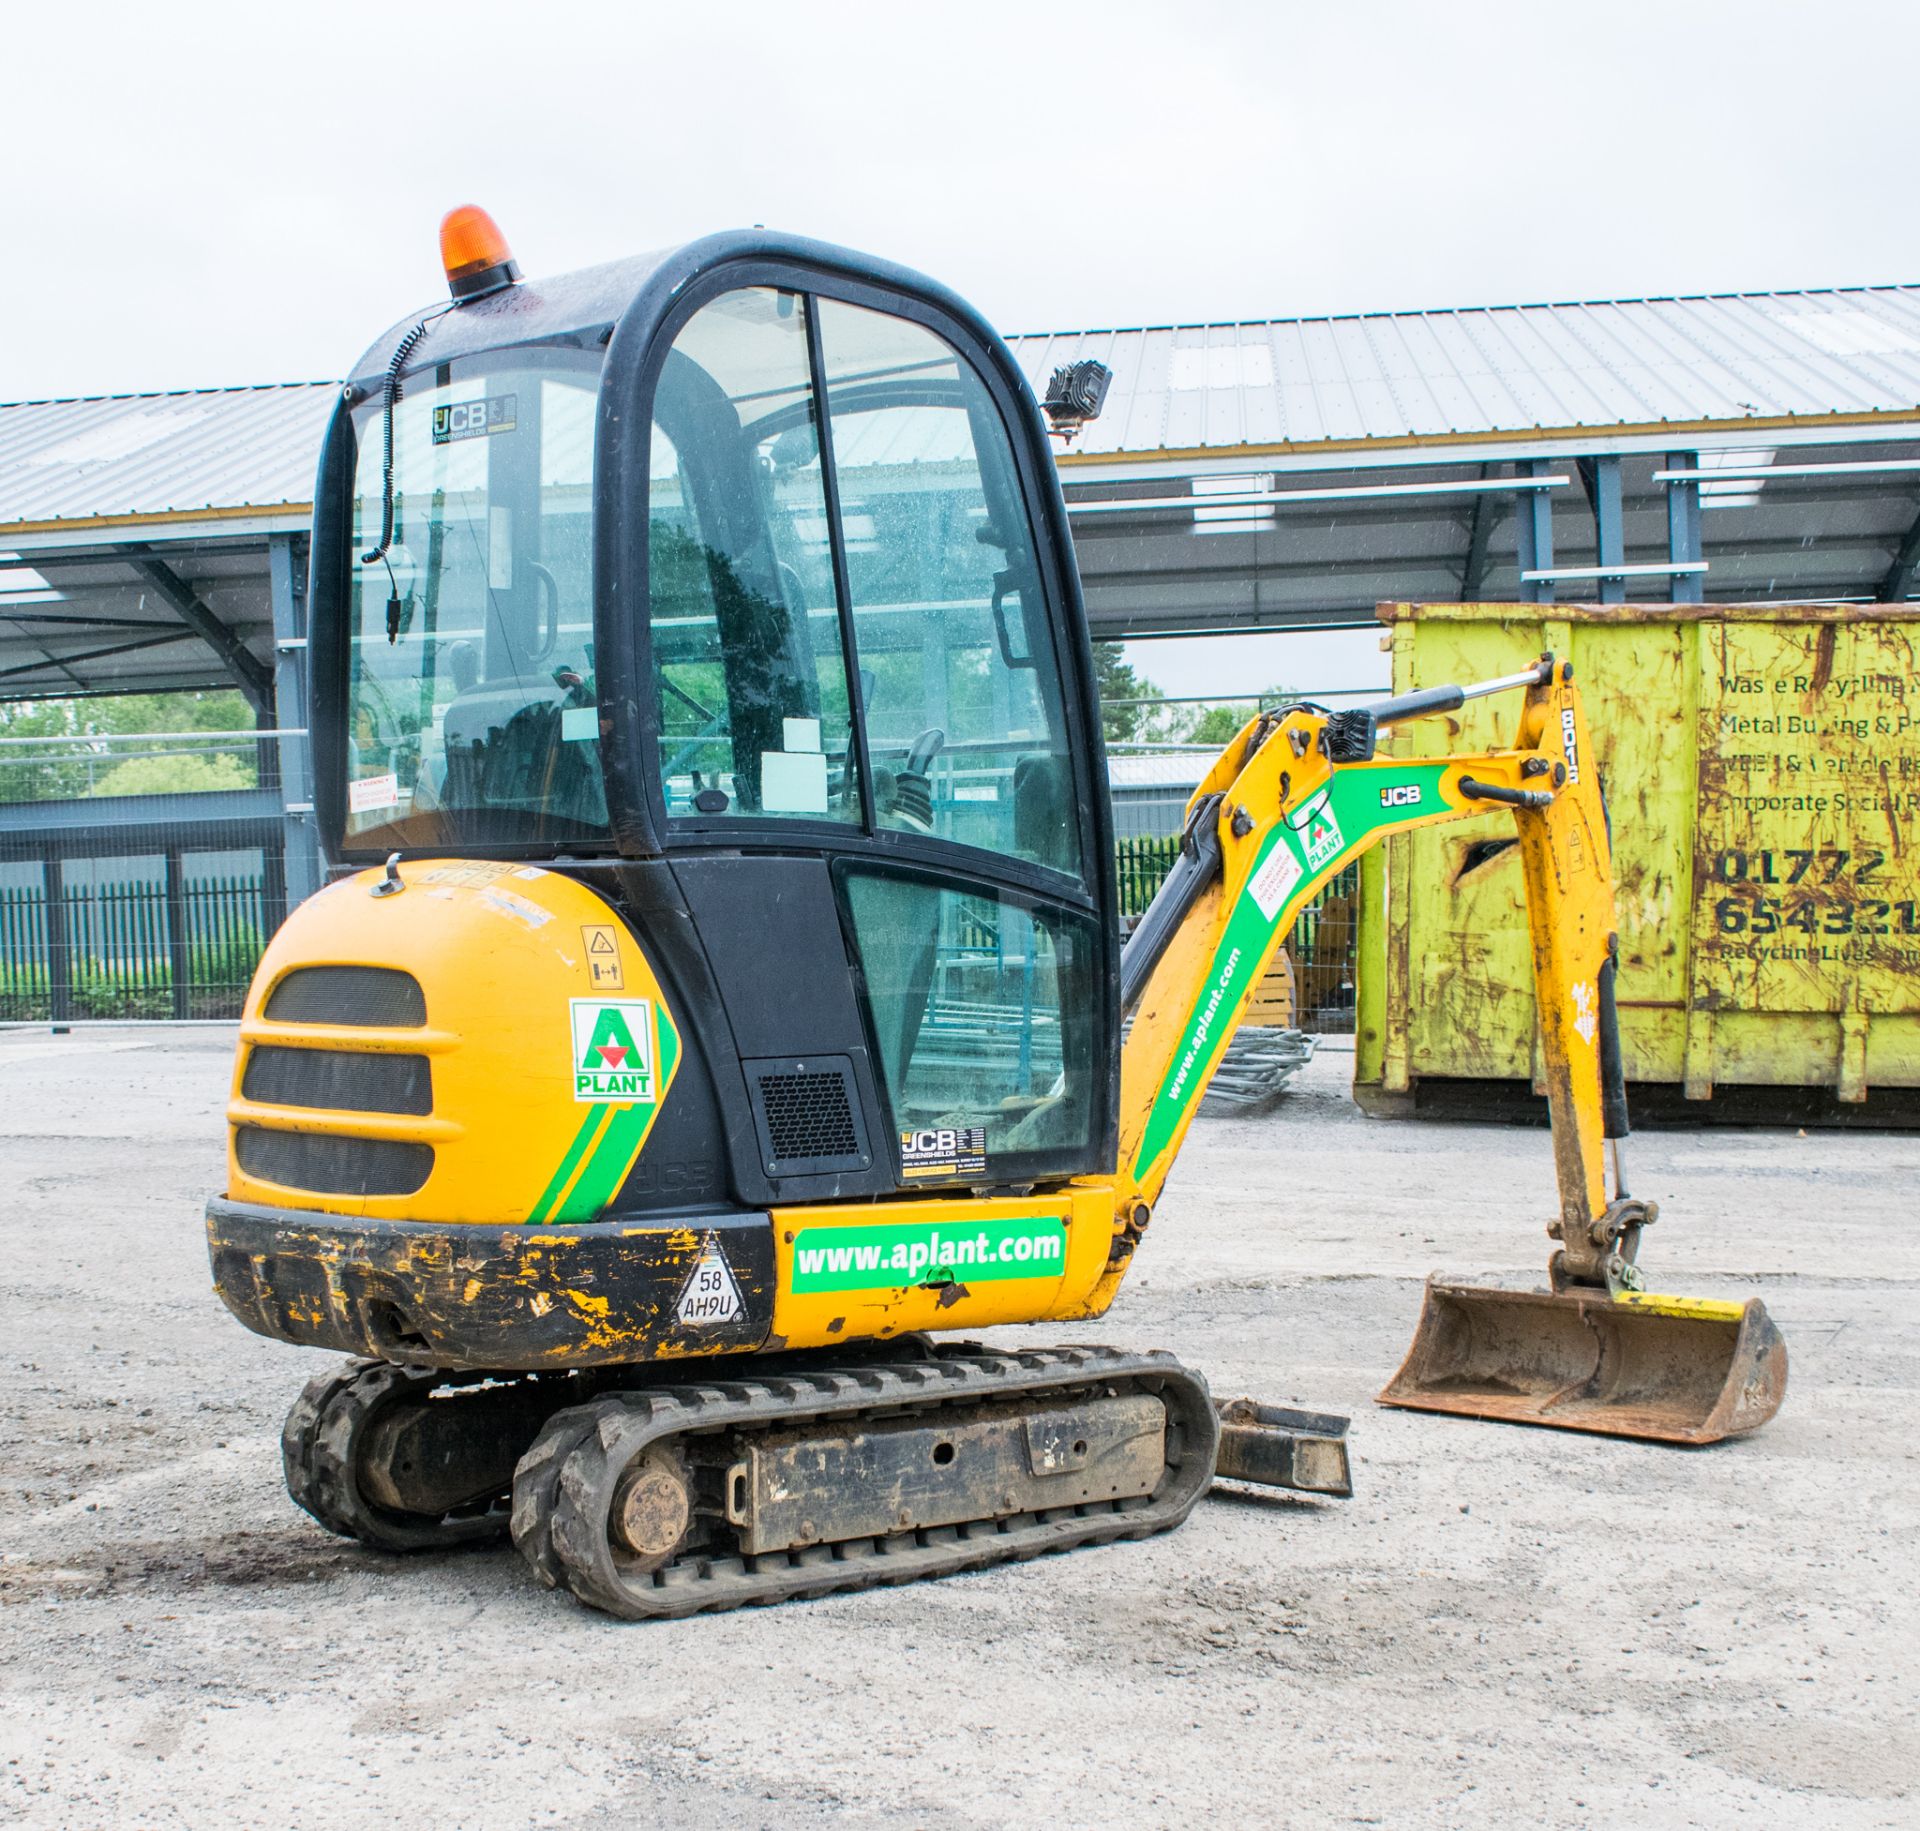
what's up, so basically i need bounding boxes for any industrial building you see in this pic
[5,279,1920,1016]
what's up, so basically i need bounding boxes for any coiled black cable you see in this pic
[359,305,451,640]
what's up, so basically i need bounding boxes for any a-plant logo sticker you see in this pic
[1286,786,1346,872]
[570,998,656,1102]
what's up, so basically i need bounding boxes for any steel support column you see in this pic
[267,535,323,910]
[164,848,191,1020]
[1581,455,1626,603]
[43,856,72,1025]
[1666,450,1704,603]
[1515,459,1555,604]
[1459,463,1499,600]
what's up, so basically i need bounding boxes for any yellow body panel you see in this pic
[227,861,679,1225]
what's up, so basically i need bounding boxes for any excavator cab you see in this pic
[306,224,1117,1216]
[207,212,1784,1619]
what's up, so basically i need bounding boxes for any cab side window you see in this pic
[646,289,861,824]
[815,300,1083,881]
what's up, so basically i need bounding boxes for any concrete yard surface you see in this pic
[0,1029,1914,1829]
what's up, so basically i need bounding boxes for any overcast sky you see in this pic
[7,0,1917,691]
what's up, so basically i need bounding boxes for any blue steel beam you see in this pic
[1666,450,1705,603]
[1577,456,1626,604]
[1515,459,1556,604]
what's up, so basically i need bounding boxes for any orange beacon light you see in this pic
[440,205,521,302]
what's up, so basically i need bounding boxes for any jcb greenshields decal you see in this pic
[530,998,682,1223]
[1132,763,1450,1178]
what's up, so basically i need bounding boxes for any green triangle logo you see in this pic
[580,1006,640,1073]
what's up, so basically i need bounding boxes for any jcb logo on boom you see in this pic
[1379,784,1422,809]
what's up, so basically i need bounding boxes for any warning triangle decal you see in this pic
[676,1238,744,1327]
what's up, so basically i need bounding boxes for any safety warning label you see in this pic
[581,923,623,989]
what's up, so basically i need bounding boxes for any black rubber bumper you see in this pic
[205,1197,775,1371]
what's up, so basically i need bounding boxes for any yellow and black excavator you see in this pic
[206,210,1787,1618]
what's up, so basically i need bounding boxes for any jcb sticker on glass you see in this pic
[899,1125,986,1180]
[432,392,517,444]
[570,998,656,1102]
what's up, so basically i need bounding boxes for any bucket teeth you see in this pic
[1377,1277,1788,1445]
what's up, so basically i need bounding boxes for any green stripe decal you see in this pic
[529,1106,611,1224]
[546,1000,684,1223]
[1132,764,1451,1179]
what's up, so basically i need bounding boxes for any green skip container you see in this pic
[1354,600,1920,1124]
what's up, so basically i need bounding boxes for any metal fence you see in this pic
[0,835,1361,1030]
[0,870,274,1021]
[1113,834,1359,1034]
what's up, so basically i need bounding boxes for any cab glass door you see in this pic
[644,282,1108,1179]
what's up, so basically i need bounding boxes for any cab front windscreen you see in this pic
[344,349,607,851]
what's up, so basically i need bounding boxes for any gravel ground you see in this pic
[1,1027,1914,1829]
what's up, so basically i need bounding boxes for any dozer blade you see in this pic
[1378,1279,1788,1445]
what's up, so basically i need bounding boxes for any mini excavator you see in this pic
[206,211,1787,1618]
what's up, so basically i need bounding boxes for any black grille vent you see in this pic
[742,1055,871,1177]
[235,1126,433,1197]
[265,966,426,1028]
[243,1046,432,1116]
[762,1073,858,1158]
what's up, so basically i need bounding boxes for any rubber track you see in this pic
[514,1346,1219,1620]
[282,1358,518,1553]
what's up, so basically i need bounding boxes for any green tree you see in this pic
[1182,702,1255,748]
[1093,643,1165,744]
[0,689,259,802]
[88,753,254,798]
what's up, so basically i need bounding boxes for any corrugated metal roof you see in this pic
[0,382,336,534]
[6,284,1920,539]
[1007,285,1920,458]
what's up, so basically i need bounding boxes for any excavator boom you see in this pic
[1083,655,1788,1443]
